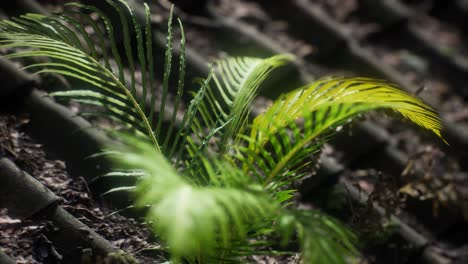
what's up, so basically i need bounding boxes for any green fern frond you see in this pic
[182,55,293,179]
[244,77,444,187]
[108,134,278,259]
[169,71,213,165]
[0,0,185,153]
[191,55,294,153]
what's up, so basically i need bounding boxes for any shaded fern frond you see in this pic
[0,0,185,153]
[243,77,444,187]
[276,209,358,264]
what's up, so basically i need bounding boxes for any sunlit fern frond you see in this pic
[0,0,185,153]
[108,134,278,260]
[276,209,358,264]
[242,77,444,188]
[189,55,293,152]
[207,55,294,148]
[181,55,293,177]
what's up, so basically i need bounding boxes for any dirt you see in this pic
[0,115,160,263]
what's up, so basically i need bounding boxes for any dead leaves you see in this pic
[399,146,467,219]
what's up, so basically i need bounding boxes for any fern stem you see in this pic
[120,0,148,113]
[162,18,185,152]
[156,5,174,141]
[71,2,161,151]
[262,120,337,186]
[142,3,156,127]
[110,72,161,152]
[110,0,137,96]
[145,3,156,128]
[85,53,161,152]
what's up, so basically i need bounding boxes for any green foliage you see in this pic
[277,210,357,264]
[0,0,185,154]
[183,55,293,176]
[0,1,444,263]
[111,134,277,260]
[243,77,444,190]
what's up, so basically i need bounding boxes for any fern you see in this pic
[109,134,358,263]
[0,0,186,154]
[242,77,444,190]
[184,55,293,176]
[109,134,277,260]
[277,209,358,264]
[0,1,444,263]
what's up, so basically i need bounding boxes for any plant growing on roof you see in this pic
[0,0,444,263]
